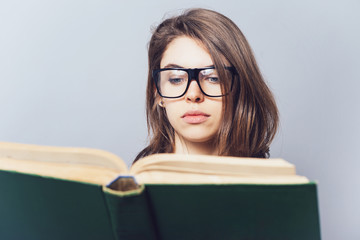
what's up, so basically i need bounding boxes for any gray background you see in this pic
[1,0,359,239]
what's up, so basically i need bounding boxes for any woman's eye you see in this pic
[169,78,186,85]
[206,77,220,84]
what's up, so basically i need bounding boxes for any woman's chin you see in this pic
[180,134,216,144]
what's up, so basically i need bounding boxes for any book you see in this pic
[0,142,321,240]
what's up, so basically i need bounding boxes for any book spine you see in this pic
[103,184,158,240]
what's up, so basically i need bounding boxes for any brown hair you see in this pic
[134,8,278,162]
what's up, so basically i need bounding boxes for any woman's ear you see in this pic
[154,92,165,108]
[158,98,165,108]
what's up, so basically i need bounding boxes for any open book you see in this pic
[0,142,320,240]
[0,142,309,189]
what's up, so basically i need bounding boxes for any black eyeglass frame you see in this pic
[152,66,236,98]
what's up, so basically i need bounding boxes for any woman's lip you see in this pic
[181,111,210,124]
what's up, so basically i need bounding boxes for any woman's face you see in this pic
[159,36,223,144]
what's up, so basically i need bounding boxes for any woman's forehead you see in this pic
[160,36,213,69]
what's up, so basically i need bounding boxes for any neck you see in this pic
[173,134,218,156]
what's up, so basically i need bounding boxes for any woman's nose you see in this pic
[185,80,204,103]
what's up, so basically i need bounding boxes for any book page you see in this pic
[0,142,128,171]
[0,157,121,185]
[0,142,129,185]
[131,154,309,184]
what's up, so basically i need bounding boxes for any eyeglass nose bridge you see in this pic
[185,68,205,93]
[187,68,202,82]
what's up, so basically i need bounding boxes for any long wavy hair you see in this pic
[134,8,279,162]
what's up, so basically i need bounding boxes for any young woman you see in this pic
[134,8,278,162]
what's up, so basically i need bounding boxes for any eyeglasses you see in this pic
[152,66,235,98]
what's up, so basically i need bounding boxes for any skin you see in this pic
[159,36,223,155]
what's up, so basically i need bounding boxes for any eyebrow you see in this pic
[162,63,215,69]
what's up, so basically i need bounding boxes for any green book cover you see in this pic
[0,170,157,240]
[0,169,320,240]
[146,183,320,240]
[0,142,321,240]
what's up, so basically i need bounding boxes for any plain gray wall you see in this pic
[1,0,359,239]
